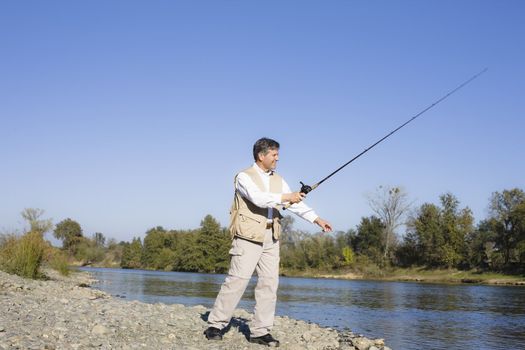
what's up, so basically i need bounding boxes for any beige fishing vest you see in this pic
[229,166,283,243]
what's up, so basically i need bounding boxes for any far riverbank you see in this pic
[87,259,525,286]
[280,267,525,286]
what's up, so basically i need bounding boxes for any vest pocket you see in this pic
[236,213,266,241]
[239,213,261,223]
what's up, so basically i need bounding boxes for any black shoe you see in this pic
[204,327,222,340]
[249,333,280,347]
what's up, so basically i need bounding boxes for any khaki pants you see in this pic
[207,229,280,337]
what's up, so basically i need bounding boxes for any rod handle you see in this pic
[283,182,316,210]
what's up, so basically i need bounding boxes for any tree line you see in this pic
[120,215,230,273]
[48,187,525,275]
[281,187,524,274]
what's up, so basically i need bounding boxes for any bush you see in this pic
[352,255,384,277]
[47,248,70,276]
[0,232,47,278]
[342,246,355,266]
[74,238,105,265]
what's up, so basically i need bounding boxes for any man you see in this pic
[205,137,332,347]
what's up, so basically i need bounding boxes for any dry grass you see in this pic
[46,248,71,276]
[0,232,70,278]
[0,232,46,278]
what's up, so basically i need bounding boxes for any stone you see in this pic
[353,337,374,350]
[373,338,385,346]
[302,331,314,342]
[91,324,109,335]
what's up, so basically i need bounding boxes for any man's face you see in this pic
[258,148,279,172]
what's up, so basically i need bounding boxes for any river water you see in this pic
[79,267,525,350]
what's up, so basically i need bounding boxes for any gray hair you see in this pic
[253,137,280,161]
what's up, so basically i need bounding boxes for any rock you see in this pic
[91,324,109,335]
[287,344,305,350]
[302,331,314,342]
[373,338,385,346]
[352,337,374,350]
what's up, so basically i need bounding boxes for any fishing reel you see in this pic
[299,181,313,195]
[283,181,313,210]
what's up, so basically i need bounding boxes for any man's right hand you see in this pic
[282,191,306,204]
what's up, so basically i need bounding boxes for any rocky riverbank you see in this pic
[0,269,391,350]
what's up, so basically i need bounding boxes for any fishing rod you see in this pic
[284,68,488,209]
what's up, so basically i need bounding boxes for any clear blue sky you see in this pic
[1,1,524,243]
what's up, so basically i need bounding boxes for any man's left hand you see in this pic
[314,217,333,232]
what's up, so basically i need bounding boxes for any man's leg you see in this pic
[250,230,280,338]
[207,238,262,331]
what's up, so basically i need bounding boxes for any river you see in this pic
[79,267,525,350]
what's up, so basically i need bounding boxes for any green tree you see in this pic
[353,216,385,265]
[395,229,421,267]
[300,236,324,268]
[408,203,442,266]
[142,226,168,268]
[439,193,474,268]
[121,237,143,269]
[466,220,496,270]
[194,215,230,273]
[405,193,474,268]
[75,237,105,265]
[514,202,525,268]
[174,231,201,271]
[487,188,525,269]
[54,218,83,253]
[156,248,176,271]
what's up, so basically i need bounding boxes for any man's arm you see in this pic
[282,179,333,232]
[236,172,303,208]
[282,179,324,224]
[314,217,333,232]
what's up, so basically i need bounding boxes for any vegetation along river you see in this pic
[80,267,525,350]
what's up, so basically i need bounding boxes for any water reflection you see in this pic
[80,267,525,350]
